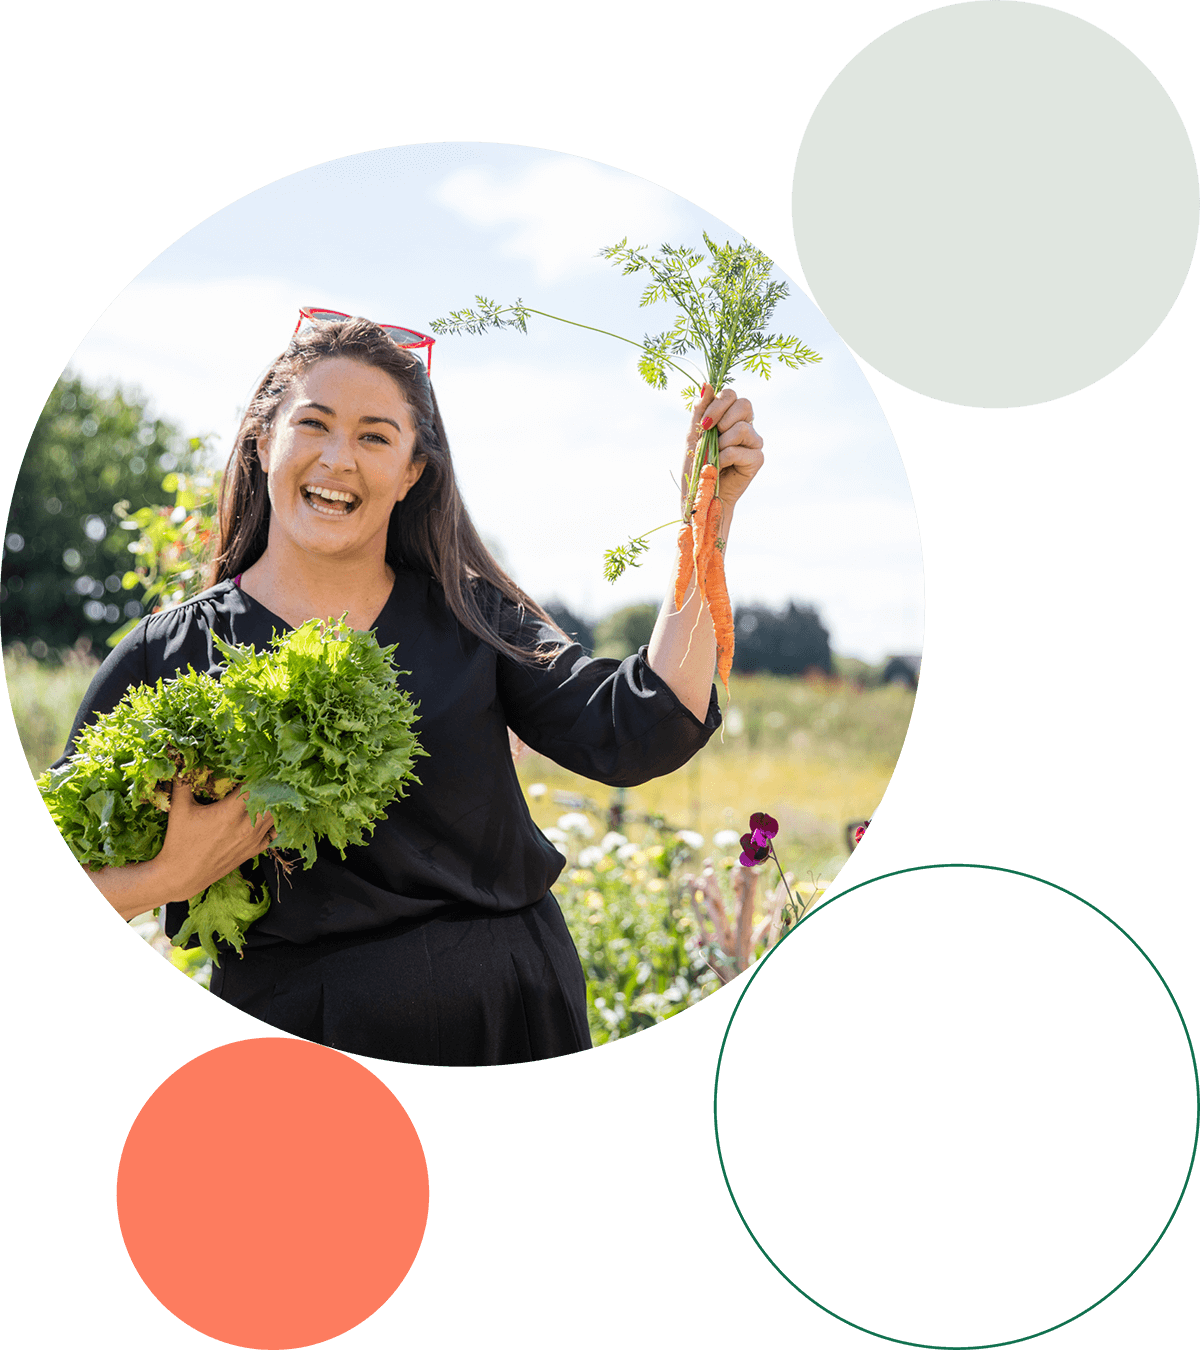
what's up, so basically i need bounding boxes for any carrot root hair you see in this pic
[706,543,734,700]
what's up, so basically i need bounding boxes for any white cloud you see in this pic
[433,158,690,284]
[66,276,311,455]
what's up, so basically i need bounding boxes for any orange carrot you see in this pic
[672,521,695,611]
[690,463,718,603]
[695,495,722,605]
[706,541,734,698]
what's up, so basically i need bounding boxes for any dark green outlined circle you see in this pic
[713,863,1198,1350]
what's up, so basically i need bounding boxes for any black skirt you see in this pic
[209,893,592,1066]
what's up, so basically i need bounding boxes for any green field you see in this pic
[5,649,914,1040]
[517,674,914,880]
[3,643,99,776]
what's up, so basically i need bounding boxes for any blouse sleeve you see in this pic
[494,600,721,788]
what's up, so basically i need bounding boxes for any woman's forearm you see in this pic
[646,505,733,721]
[85,780,276,924]
[87,855,189,923]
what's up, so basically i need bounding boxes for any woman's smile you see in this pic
[300,482,362,515]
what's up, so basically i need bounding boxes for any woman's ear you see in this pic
[396,457,426,503]
[255,432,271,475]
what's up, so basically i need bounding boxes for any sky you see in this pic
[62,142,923,662]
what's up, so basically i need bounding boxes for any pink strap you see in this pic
[233,573,242,588]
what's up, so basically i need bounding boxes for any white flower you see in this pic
[713,829,741,850]
[543,827,568,844]
[616,842,640,862]
[600,831,628,853]
[675,830,705,850]
[527,782,547,799]
[577,846,604,868]
[557,812,595,838]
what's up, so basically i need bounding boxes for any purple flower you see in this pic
[739,811,779,867]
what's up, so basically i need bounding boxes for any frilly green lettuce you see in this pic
[38,618,427,962]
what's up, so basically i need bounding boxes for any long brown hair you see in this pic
[211,317,566,664]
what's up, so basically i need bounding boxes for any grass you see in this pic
[3,643,99,776]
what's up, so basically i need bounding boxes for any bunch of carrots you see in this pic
[431,234,821,696]
[673,427,734,696]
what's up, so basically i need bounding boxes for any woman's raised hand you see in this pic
[683,385,764,517]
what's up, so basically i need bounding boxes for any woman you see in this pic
[62,315,764,1065]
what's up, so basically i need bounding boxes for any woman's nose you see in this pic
[318,432,356,469]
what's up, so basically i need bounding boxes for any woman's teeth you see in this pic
[302,485,359,516]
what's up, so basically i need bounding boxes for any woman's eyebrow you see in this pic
[296,399,399,432]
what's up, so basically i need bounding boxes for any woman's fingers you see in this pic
[693,390,758,443]
[691,388,724,442]
[157,776,266,899]
[168,777,273,849]
[686,384,714,456]
[232,788,276,852]
[686,386,762,508]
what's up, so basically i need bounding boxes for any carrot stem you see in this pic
[683,424,720,519]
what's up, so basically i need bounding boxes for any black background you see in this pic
[7,5,1187,1344]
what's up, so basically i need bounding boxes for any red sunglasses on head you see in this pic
[294,306,435,374]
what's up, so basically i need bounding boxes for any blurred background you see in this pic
[1,143,922,1035]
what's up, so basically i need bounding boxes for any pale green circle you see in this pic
[792,3,1198,407]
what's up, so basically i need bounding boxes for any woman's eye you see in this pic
[299,415,388,442]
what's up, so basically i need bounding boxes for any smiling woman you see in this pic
[205,318,585,674]
[239,360,426,632]
[53,314,763,1066]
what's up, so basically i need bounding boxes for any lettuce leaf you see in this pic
[38,618,427,961]
[173,868,272,963]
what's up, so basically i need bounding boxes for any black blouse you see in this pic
[58,573,720,948]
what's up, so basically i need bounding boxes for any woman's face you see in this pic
[257,357,425,567]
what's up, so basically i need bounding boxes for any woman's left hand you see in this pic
[682,385,764,517]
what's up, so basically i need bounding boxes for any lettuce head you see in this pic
[38,618,426,962]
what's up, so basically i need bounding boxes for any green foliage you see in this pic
[37,670,231,871]
[598,234,822,397]
[601,537,650,584]
[37,621,427,961]
[107,469,222,647]
[173,870,271,958]
[566,878,717,1041]
[429,234,822,584]
[551,816,819,1043]
[592,602,659,661]
[431,295,532,337]
[2,375,206,653]
[554,827,720,1041]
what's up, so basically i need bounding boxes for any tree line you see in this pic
[1,376,205,656]
[543,600,833,676]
